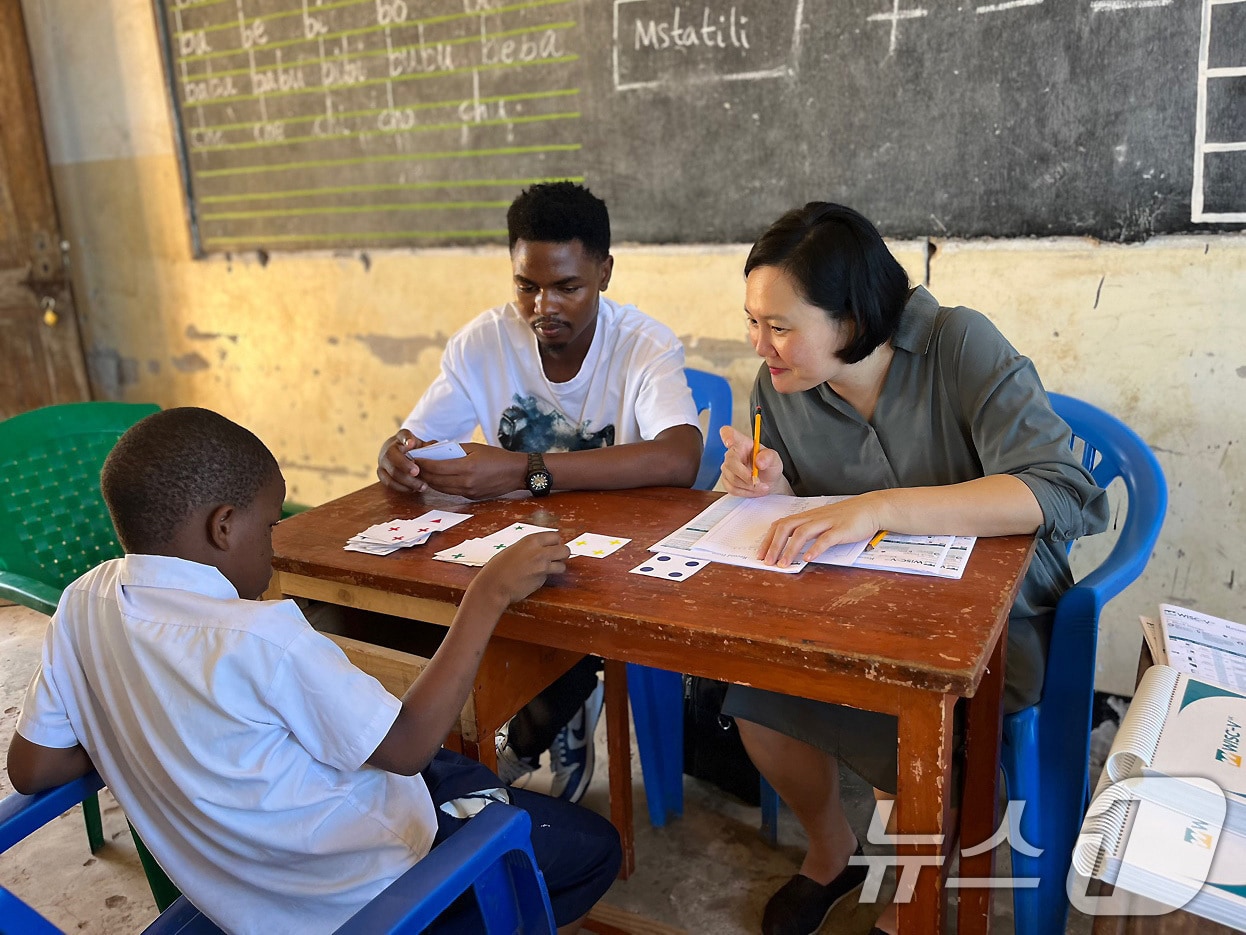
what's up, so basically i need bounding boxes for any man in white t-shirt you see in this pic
[377,182,703,803]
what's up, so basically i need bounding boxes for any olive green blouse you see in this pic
[752,285,1110,707]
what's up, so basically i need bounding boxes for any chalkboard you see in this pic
[153,0,1245,253]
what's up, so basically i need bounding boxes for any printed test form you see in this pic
[1160,603,1246,692]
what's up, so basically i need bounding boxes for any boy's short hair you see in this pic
[101,407,280,553]
[506,181,611,260]
[744,202,910,365]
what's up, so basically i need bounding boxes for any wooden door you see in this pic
[0,0,90,419]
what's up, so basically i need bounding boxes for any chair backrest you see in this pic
[1048,392,1168,611]
[0,402,160,592]
[0,773,108,935]
[1040,392,1168,765]
[1001,394,1168,935]
[685,368,732,491]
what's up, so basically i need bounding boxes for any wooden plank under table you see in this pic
[271,483,1035,935]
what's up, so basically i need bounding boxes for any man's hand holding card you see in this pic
[411,443,529,501]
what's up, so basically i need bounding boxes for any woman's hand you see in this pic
[760,494,883,567]
[719,425,786,497]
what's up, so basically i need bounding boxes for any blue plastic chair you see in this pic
[685,368,731,492]
[1002,392,1166,935]
[626,367,732,826]
[0,770,556,934]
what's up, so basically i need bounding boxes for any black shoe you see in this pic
[762,844,867,935]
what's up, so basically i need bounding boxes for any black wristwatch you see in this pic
[525,452,552,497]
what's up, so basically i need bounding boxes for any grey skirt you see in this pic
[721,613,1050,793]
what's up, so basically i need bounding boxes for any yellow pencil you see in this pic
[867,530,888,550]
[751,406,762,482]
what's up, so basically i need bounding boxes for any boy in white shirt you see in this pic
[377,182,703,804]
[7,407,620,935]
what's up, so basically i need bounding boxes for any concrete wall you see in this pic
[20,0,1246,696]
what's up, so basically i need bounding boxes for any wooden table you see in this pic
[270,483,1035,935]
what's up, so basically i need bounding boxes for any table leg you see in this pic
[896,693,956,935]
[463,737,497,773]
[603,659,635,879]
[957,624,1007,935]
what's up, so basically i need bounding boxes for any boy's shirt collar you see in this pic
[118,553,241,601]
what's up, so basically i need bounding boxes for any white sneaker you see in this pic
[494,720,540,786]
[548,679,605,803]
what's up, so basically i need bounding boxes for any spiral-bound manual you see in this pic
[1099,665,1246,835]
[1068,664,1246,930]
[1072,772,1245,929]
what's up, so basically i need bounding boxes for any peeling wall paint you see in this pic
[676,335,755,372]
[170,352,209,373]
[352,333,449,367]
[20,0,1246,696]
[185,325,238,343]
[86,349,138,397]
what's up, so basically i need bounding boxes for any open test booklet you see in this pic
[1138,603,1246,694]
[649,494,975,576]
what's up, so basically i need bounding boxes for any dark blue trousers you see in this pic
[423,748,621,928]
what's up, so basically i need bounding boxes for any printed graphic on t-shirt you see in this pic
[497,393,615,453]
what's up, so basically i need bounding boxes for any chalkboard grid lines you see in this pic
[1193,0,1246,222]
[156,0,587,252]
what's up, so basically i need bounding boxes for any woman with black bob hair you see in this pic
[716,203,1109,935]
[745,202,912,365]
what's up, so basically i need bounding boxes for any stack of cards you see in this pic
[433,522,558,567]
[344,510,471,555]
[404,440,467,461]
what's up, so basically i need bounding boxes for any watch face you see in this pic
[528,470,552,495]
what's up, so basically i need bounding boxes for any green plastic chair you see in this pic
[0,402,161,611]
[0,400,161,852]
[281,500,311,519]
